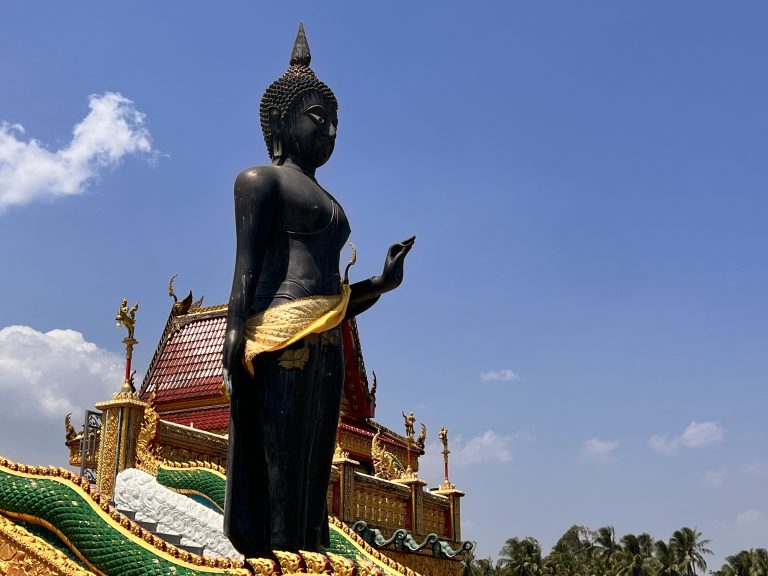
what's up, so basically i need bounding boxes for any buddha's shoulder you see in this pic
[235,165,283,190]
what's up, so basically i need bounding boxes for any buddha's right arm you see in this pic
[223,169,278,380]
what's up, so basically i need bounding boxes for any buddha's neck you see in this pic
[279,157,316,179]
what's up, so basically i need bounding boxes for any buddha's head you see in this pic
[260,24,339,168]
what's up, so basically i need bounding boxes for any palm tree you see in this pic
[669,527,712,576]
[498,537,543,576]
[593,526,622,573]
[552,525,591,556]
[713,548,768,576]
[654,539,681,576]
[751,549,768,576]
[475,558,500,576]
[543,551,584,576]
[714,550,752,576]
[615,534,655,576]
[547,525,596,576]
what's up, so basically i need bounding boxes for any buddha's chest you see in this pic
[275,186,350,247]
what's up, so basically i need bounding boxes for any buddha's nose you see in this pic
[328,123,336,139]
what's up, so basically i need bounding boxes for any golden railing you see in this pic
[351,473,410,531]
[153,420,228,468]
[329,457,463,545]
[422,491,451,537]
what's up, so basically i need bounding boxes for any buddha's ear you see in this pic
[268,106,282,160]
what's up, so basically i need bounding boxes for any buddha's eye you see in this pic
[304,105,327,126]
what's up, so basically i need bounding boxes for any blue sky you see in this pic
[1,2,766,570]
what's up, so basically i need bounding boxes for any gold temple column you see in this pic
[397,477,428,535]
[433,487,465,542]
[94,393,147,499]
[333,442,359,523]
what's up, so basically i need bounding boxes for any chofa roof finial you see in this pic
[290,22,311,67]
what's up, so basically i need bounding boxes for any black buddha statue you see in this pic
[222,24,414,557]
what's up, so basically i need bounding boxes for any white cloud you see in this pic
[649,421,725,455]
[0,325,124,417]
[649,434,679,455]
[480,369,520,382]
[734,509,764,527]
[418,430,524,486]
[453,431,517,465]
[681,421,724,448]
[702,469,727,487]
[0,92,153,214]
[743,461,768,479]
[0,325,131,468]
[581,438,619,461]
[709,509,768,571]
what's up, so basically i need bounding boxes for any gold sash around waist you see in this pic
[242,283,351,377]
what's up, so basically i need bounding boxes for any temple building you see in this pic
[0,284,471,576]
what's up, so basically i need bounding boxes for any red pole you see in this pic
[407,441,412,469]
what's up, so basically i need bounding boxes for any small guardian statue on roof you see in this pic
[115,298,138,340]
[402,410,416,440]
[115,298,139,393]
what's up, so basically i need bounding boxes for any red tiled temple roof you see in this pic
[162,406,229,431]
[140,300,377,438]
[141,304,376,408]
[341,320,375,419]
[141,312,227,406]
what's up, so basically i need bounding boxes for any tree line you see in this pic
[462,525,767,576]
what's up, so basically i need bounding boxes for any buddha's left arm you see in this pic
[344,236,415,319]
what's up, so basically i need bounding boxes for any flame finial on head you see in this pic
[290,22,311,67]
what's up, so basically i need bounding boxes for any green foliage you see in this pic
[498,537,543,576]
[711,548,768,576]
[463,524,764,576]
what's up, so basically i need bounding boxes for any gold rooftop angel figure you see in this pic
[439,426,455,490]
[402,411,416,439]
[115,298,139,392]
[115,298,138,340]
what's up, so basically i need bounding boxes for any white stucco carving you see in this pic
[114,468,242,559]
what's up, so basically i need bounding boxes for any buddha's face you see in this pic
[284,92,338,168]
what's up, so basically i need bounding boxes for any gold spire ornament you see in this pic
[415,423,427,450]
[402,410,415,439]
[402,410,417,478]
[115,298,139,392]
[438,426,455,490]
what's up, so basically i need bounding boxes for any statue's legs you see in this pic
[224,330,344,556]
[301,330,344,549]
[225,365,270,557]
